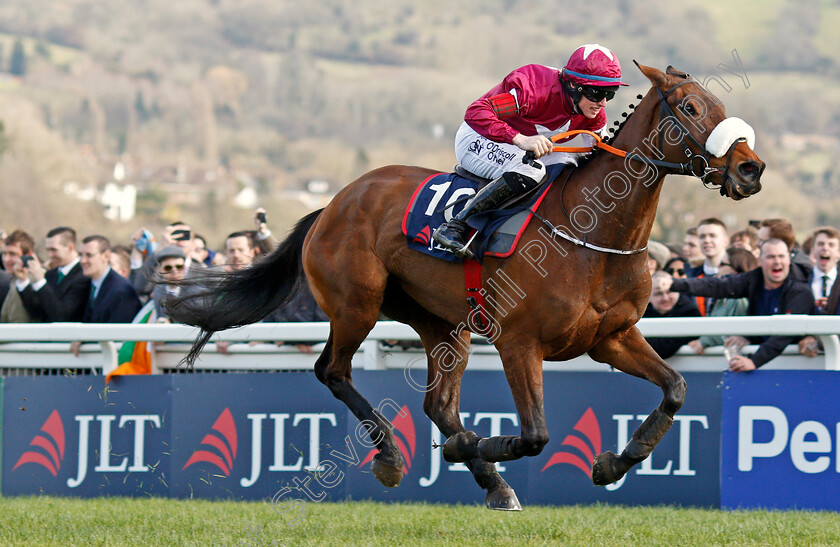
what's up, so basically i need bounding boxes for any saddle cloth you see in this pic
[401,170,558,263]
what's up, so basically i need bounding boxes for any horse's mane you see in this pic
[575,93,644,169]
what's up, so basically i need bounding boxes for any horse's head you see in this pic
[635,63,765,200]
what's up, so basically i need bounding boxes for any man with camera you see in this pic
[15,226,89,323]
[2,229,37,323]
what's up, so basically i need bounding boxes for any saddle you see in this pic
[402,165,561,262]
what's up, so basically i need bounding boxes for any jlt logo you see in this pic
[182,408,238,476]
[13,410,66,476]
[13,410,161,488]
[542,407,709,490]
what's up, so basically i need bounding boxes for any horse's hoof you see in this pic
[592,451,625,486]
[371,455,403,488]
[442,431,479,463]
[485,487,522,511]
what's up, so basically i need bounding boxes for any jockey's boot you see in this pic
[433,171,541,259]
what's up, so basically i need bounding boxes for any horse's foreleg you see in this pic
[441,342,548,469]
[416,322,520,511]
[587,326,686,486]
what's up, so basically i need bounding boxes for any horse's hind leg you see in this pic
[587,326,687,486]
[310,261,405,487]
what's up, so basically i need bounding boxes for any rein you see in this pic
[534,78,741,256]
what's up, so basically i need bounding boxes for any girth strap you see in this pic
[464,258,492,336]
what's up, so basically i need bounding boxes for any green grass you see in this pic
[0,497,839,546]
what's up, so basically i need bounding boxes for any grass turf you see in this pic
[1,497,840,546]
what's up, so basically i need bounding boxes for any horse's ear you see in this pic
[666,66,689,79]
[634,61,669,89]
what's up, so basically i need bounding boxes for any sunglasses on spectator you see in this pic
[580,86,616,103]
[161,264,185,273]
[666,268,685,276]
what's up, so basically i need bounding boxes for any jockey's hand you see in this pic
[512,134,553,158]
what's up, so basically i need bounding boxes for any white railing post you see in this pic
[99,341,118,376]
[820,335,840,371]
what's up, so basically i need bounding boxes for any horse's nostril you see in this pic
[738,161,761,181]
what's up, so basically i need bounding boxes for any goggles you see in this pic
[579,85,617,103]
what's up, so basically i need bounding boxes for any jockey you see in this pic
[433,43,628,259]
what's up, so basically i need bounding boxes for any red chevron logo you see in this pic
[413,225,431,245]
[360,405,416,474]
[182,408,238,476]
[541,407,602,476]
[13,409,66,476]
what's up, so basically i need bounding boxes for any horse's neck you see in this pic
[553,104,666,251]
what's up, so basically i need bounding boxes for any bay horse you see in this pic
[171,63,764,510]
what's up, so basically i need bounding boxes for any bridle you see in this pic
[530,77,747,255]
[547,77,743,185]
[643,79,745,193]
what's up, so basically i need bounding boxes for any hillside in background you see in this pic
[0,0,837,245]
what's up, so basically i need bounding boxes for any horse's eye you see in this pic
[682,103,697,116]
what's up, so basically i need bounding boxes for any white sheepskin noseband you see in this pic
[705,117,755,158]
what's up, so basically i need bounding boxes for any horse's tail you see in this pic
[167,208,324,368]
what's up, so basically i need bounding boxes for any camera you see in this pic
[256,211,267,224]
[20,255,33,267]
[172,229,191,242]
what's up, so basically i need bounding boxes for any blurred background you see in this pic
[0,0,836,247]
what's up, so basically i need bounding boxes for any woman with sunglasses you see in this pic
[433,44,628,258]
[664,257,688,279]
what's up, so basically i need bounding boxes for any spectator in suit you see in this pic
[80,235,142,324]
[1,229,37,323]
[807,227,840,312]
[668,238,815,371]
[16,227,90,323]
[797,227,840,357]
[643,271,701,359]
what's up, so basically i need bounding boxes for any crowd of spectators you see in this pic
[0,208,329,354]
[3,211,837,368]
[643,217,840,372]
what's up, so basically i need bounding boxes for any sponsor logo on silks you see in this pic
[360,405,416,474]
[13,409,66,476]
[541,407,601,477]
[182,408,238,476]
[413,225,431,246]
